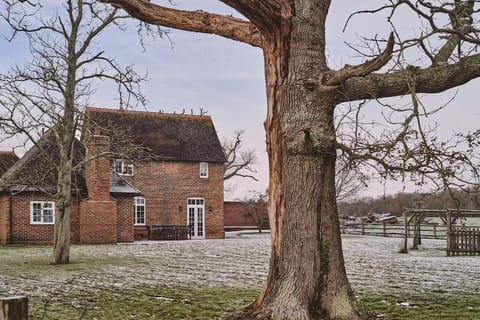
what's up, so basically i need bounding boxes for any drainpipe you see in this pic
[8,191,13,245]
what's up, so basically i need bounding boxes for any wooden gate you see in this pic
[447,226,480,256]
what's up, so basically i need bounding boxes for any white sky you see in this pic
[1,1,479,200]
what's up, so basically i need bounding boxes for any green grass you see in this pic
[0,244,147,276]
[2,245,479,319]
[26,289,480,320]
[359,293,480,320]
[27,286,259,320]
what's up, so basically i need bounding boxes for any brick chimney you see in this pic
[79,131,118,243]
[85,133,110,200]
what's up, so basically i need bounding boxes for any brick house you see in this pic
[0,107,226,244]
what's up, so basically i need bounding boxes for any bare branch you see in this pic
[324,32,394,86]
[433,0,475,65]
[100,0,263,47]
[337,52,480,103]
[218,0,281,31]
[222,130,258,182]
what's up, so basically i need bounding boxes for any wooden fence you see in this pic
[342,222,447,239]
[447,226,480,256]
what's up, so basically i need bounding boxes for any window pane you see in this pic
[134,198,145,224]
[200,162,208,177]
[32,203,41,222]
[32,212,41,222]
[114,160,122,173]
[43,210,53,223]
[188,208,195,226]
[197,209,204,236]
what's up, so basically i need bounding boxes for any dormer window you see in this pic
[114,159,134,176]
[199,162,208,178]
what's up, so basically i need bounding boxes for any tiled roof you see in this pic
[0,132,87,196]
[84,107,226,163]
[110,173,142,195]
[0,151,19,177]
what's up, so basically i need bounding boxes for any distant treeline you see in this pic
[338,189,480,216]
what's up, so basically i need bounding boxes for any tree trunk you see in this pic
[52,154,73,265]
[52,119,75,265]
[246,2,361,319]
[52,12,79,265]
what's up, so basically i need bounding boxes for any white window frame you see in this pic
[134,197,146,226]
[199,162,208,179]
[114,159,134,176]
[30,201,55,225]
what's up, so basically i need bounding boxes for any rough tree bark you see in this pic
[252,4,360,318]
[99,0,480,319]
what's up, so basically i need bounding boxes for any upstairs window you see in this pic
[199,162,208,178]
[30,201,55,225]
[134,197,146,225]
[114,159,134,176]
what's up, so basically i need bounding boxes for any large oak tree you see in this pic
[99,1,480,319]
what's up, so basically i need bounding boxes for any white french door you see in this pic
[187,198,205,239]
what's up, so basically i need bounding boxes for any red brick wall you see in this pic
[126,161,224,239]
[85,135,110,201]
[134,226,149,241]
[79,134,119,244]
[79,199,117,243]
[224,201,258,227]
[0,193,9,244]
[117,196,134,242]
[6,192,81,244]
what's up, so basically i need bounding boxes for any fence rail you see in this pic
[341,222,447,239]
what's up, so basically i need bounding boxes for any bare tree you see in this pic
[223,130,258,181]
[0,0,151,264]
[96,1,480,319]
[335,158,366,202]
[242,190,268,232]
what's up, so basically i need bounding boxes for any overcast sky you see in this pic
[1,1,479,200]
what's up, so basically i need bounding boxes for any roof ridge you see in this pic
[0,150,16,155]
[85,106,212,120]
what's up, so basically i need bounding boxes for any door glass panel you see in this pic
[197,208,204,236]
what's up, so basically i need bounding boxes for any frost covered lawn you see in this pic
[1,233,479,319]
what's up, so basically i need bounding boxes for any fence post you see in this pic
[383,223,387,237]
[433,224,437,239]
[446,210,452,256]
[0,296,28,320]
[412,215,419,250]
[361,222,365,235]
[402,211,408,254]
